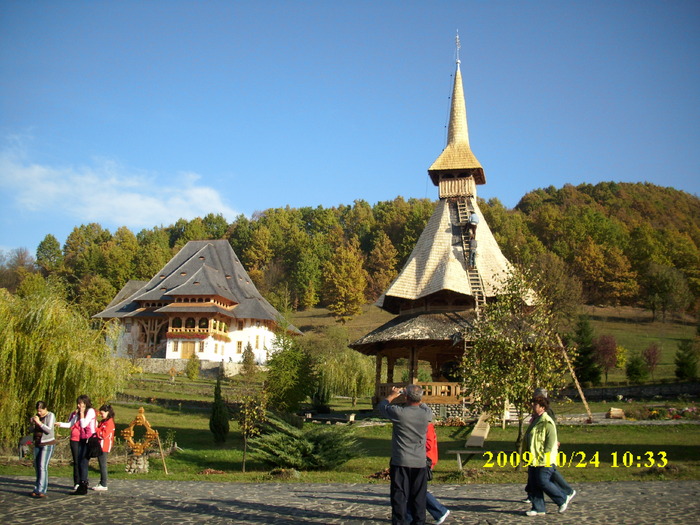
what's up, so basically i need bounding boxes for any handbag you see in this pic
[87,434,103,458]
[426,457,433,481]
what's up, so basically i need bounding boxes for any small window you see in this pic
[238,321,244,331]
[236,341,242,354]
[185,317,196,329]
[255,335,260,349]
[172,341,179,353]
[172,317,182,329]
[199,317,208,329]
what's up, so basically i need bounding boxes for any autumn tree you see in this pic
[643,263,692,322]
[461,271,569,450]
[593,335,618,385]
[641,343,662,381]
[0,247,37,293]
[365,231,398,301]
[321,236,368,323]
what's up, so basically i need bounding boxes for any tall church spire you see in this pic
[428,34,485,187]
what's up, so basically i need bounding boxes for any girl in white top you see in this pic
[71,394,96,495]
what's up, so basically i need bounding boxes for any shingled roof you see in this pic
[95,240,299,332]
[428,62,485,185]
[377,198,514,314]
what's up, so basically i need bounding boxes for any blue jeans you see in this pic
[98,451,109,486]
[426,491,449,520]
[526,466,572,498]
[528,466,566,513]
[33,444,54,495]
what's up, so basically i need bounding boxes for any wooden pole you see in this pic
[156,432,169,475]
[557,335,593,422]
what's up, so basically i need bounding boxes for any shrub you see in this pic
[625,354,649,383]
[250,412,360,470]
[675,339,698,380]
[185,354,200,380]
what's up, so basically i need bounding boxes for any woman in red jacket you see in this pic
[425,423,450,524]
[93,404,115,491]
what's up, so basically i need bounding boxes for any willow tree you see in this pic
[0,286,128,448]
[461,271,570,450]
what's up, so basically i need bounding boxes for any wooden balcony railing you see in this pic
[377,382,471,405]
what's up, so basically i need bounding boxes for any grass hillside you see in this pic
[291,304,697,384]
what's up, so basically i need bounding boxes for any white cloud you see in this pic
[0,146,238,231]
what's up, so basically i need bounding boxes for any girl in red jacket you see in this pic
[93,404,115,491]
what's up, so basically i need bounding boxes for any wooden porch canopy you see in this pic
[350,311,474,405]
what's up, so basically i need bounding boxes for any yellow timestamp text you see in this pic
[482,450,668,469]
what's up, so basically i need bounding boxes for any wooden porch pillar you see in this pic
[430,359,441,381]
[409,346,418,384]
[387,356,396,383]
[374,353,383,403]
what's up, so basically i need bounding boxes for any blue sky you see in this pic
[1,1,699,255]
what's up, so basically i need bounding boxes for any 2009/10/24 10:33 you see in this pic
[482,450,668,468]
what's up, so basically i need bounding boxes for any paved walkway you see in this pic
[1,477,699,524]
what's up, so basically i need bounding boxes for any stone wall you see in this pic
[133,358,259,378]
[561,381,700,401]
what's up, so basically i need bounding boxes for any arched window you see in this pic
[198,317,209,329]
[172,317,182,329]
[185,317,196,329]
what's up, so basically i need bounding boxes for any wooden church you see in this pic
[95,240,299,364]
[351,44,516,407]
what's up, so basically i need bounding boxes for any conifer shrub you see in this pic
[209,375,230,443]
[185,354,200,380]
[675,339,699,380]
[625,354,649,383]
[249,412,360,470]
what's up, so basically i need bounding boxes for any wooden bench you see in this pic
[447,412,491,470]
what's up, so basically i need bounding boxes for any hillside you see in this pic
[2,181,698,321]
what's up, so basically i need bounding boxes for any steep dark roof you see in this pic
[350,311,474,355]
[95,240,299,333]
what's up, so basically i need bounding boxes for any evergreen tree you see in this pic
[209,374,230,443]
[625,354,649,383]
[675,339,698,380]
[36,234,64,275]
[571,316,601,386]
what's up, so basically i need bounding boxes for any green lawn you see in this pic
[3,400,698,483]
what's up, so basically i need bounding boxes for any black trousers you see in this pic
[389,464,428,525]
[69,439,80,485]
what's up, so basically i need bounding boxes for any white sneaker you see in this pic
[435,509,450,524]
[92,484,108,491]
[525,510,545,516]
[559,489,576,513]
[73,484,79,491]
[522,497,532,504]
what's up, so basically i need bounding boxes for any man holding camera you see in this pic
[379,384,434,525]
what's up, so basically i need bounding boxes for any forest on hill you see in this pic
[1,181,698,326]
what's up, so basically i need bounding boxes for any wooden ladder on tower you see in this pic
[456,197,486,315]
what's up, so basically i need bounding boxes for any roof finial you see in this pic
[455,30,461,65]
